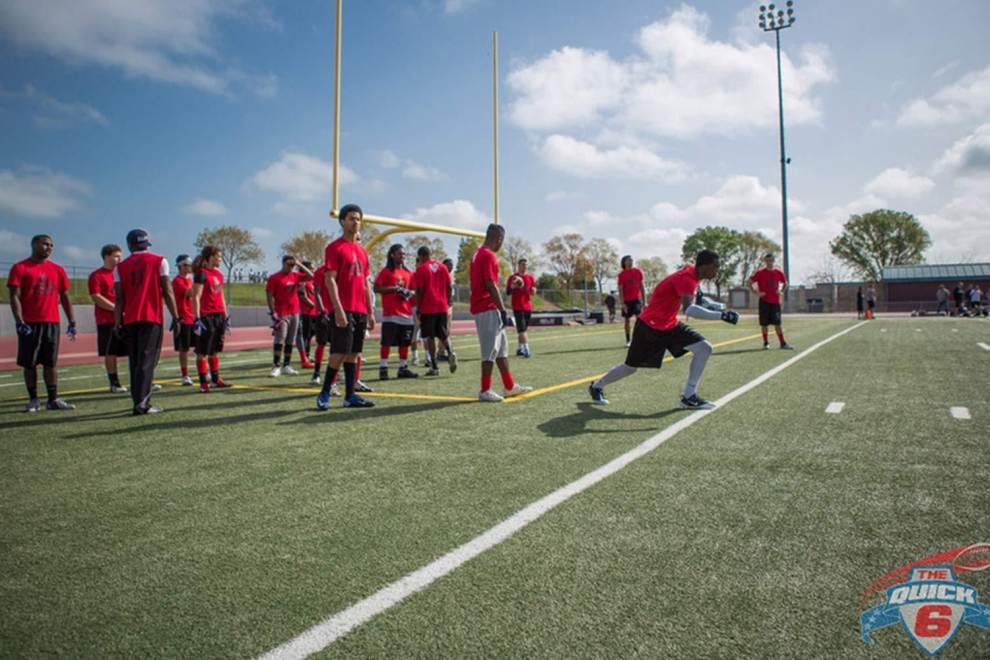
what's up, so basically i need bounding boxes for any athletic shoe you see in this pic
[282,365,298,376]
[379,366,390,381]
[310,374,322,385]
[25,398,41,413]
[270,366,282,378]
[516,347,525,356]
[437,351,449,362]
[625,340,631,348]
[316,390,331,411]
[46,398,76,411]
[522,348,532,358]
[780,342,794,350]
[680,394,715,410]
[411,356,420,367]
[478,389,504,402]
[211,378,231,388]
[426,367,440,377]
[110,384,128,394]
[763,342,770,350]
[448,352,458,374]
[397,367,418,379]
[329,383,341,397]
[504,383,533,398]
[199,383,210,393]
[180,375,195,386]
[300,358,315,370]
[133,405,163,415]
[151,383,162,392]
[354,380,373,393]
[588,383,609,405]
[343,394,375,408]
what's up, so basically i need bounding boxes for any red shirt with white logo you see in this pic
[173,275,194,324]
[300,277,318,317]
[639,265,699,332]
[266,270,303,316]
[194,267,225,315]
[313,264,331,312]
[324,238,369,314]
[469,246,500,315]
[88,266,117,325]
[617,267,644,303]
[750,267,787,305]
[411,260,452,315]
[116,251,167,325]
[508,272,536,311]
[374,267,414,318]
[8,258,70,323]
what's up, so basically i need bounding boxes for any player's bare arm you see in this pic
[485,278,506,313]
[9,284,24,325]
[113,282,125,329]
[161,274,178,324]
[59,289,75,326]
[192,281,203,320]
[91,292,115,312]
[325,269,347,328]
[365,276,375,331]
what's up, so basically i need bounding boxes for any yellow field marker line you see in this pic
[227,382,475,402]
[503,333,763,403]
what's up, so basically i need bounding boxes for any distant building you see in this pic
[882,263,990,312]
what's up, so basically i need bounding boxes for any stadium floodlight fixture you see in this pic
[757,0,796,289]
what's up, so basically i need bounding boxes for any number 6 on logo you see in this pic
[914,604,953,637]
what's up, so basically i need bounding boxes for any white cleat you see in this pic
[479,389,504,402]
[625,341,631,348]
[151,383,162,392]
[282,365,298,375]
[310,374,321,385]
[329,383,341,397]
[503,383,534,398]
[270,366,282,378]
[110,385,128,394]
[25,398,41,413]
[180,375,195,386]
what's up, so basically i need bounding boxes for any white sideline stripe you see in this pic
[952,329,959,333]
[880,329,887,333]
[978,342,990,351]
[825,402,845,414]
[915,328,922,332]
[259,321,868,660]
[950,407,971,420]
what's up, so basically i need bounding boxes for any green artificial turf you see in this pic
[2,318,988,658]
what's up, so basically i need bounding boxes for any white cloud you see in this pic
[0,229,31,257]
[0,83,109,128]
[544,191,577,203]
[648,175,801,229]
[402,199,489,230]
[443,0,483,15]
[378,150,401,169]
[932,60,960,79]
[250,227,273,239]
[248,151,380,214]
[0,166,92,218]
[402,161,447,182]
[920,191,990,263]
[60,245,89,263]
[182,198,228,216]
[863,168,935,200]
[538,134,689,182]
[0,0,278,97]
[896,66,990,127]
[933,123,990,180]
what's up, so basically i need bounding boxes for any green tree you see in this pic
[680,226,742,298]
[737,231,781,287]
[503,236,539,271]
[829,209,931,282]
[403,234,448,263]
[454,237,482,287]
[637,256,669,290]
[195,225,264,283]
[585,238,619,293]
[543,233,589,291]
[281,230,332,266]
[357,223,388,272]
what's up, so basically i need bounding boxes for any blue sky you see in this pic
[2,0,989,283]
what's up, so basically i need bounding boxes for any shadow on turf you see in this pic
[538,402,682,439]
[64,407,304,440]
[287,398,475,425]
[710,348,770,357]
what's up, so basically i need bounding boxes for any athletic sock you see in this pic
[197,358,208,385]
[314,345,325,369]
[500,370,515,391]
[343,361,357,397]
[46,383,58,403]
[762,328,769,344]
[27,384,38,400]
[283,353,291,367]
[321,367,338,395]
[776,328,786,346]
[209,355,220,382]
[379,358,388,368]
[683,341,712,398]
[355,356,362,381]
[399,359,408,368]
[481,373,493,392]
[180,365,189,378]
[594,363,637,389]
[380,346,390,360]
[273,343,282,367]
[625,328,631,342]
[108,372,121,387]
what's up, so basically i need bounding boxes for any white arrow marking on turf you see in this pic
[258,321,868,660]
[950,407,971,420]
[826,402,845,414]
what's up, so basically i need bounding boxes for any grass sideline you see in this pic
[2,318,988,657]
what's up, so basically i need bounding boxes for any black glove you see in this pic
[170,317,180,333]
[66,321,78,341]
[499,310,512,329]
[224,316,232,333]
[721,310,740,325]
[16,320,32,336]
[193,318,207,336]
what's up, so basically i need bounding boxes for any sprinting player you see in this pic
[749,252,792,350]
[316,203,376,410]
[412,245,457,376]
[507,258,536,357]
[171,255,196,385]
[88,243,127,393]
[617,255,646,347]
[470,224,531,402]
[7,234,77,412]
[191,245,231,392]
[373,244,418,380]
[114,229,178,414]
[589,250,738,410]
[604,290,617,323]
[296,261,318,369]
[265,255,314,377]
[309,262,340,396]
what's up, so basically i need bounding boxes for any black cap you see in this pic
[126,228,151,249]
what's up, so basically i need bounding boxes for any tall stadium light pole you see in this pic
[759,1,795,285]
[331,0,343,216]
[492,31,500,225]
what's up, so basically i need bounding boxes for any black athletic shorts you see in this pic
[513,309,532,333]
[315,315,332,346]
[625,321,705,369]
[194,313,225,356]
[173,323,194,352]
[622,299,642,318]
[419,313,449,340]
[380,321,414,347]
[97,323,128,357]
[758,299,783,327]
[300,314,317,341]
[330,311,367,355]
[17,322,60,368]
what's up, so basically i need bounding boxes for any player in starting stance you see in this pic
[589,250,738,410]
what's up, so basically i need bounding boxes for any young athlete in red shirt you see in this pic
[88,243,127,393]
[507,257,536,358]
[617,255,646,347]
[412,245,457,376]
[191,245,231,392]
[373,244,419,380]
[749,253,793,350]
[171,254,196,385]
[265,255,314,377]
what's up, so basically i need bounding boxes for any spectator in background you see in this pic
[953,281,965,315]
[866,285,877,319]
[935,284,950,315]
[604,291,617,323]
[970,285,983,315]
[856,286,864,320]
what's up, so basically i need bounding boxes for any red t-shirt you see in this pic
[508,272,535,311]
[639,265,699,332]
[411,260,452,315]
[299,278,318,317]
[266,270,303,316]
[8,258,69,323]
[313,264,331,312]
[173,275,194,324]
[194,267,225,316]
[88,266,117,326]
[116,251,166,325]
[469,246,500,314]
[750,267,787,305]
[617,267,644,302]
[375,267,415,318]
[324,238,369,314]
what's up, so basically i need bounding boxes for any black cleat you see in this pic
[588,383,609,405]
[680,394,715,410]
[397,367,418,379]
[379,366,389,381]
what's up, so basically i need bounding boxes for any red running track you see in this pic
[0,320,481,371]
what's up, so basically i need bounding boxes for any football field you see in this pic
[2,317,988,658]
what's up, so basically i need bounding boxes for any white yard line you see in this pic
[825,402,845,414]
[259,321,868,660]
[950,407,972,420]
[880,329,887,333]
[978,342,990,351]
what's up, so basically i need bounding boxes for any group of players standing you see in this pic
[8,203,793,415]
